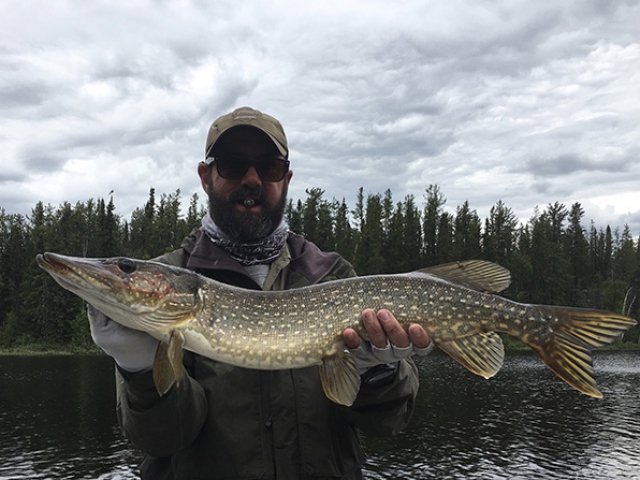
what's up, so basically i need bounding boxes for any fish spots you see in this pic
[185,273,568,372]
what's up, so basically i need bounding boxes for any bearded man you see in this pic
[89,106,432,480]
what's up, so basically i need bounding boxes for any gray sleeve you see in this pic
[115,367,207,457]
[339,359,419,436]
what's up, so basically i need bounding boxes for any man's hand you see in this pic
[343,309,433,373]
[88,304,159,373]
[343,308,431,350]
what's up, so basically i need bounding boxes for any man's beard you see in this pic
[207,181,288,243]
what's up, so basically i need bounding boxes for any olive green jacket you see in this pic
[116,229,420,480]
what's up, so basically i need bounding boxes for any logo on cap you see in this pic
[232,107,262,122]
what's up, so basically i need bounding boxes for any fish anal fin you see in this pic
[417,260,511,294]
[152,330,185,396]
[319,350,361,406]
[438,332,505,378]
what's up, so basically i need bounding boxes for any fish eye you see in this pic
[117,259,137,274]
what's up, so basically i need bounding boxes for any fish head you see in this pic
[36,252,205,334]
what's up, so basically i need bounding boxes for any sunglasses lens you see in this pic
[215,158,249,179]
[257,159,289,182]
[214,158,289,181]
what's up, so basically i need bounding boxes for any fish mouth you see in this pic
[38,253,100,279]
[36,253,118,299]
[37,252,84,284]
[37,252,76,275]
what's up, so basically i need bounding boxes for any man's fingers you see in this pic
[408,324,431,349]
[358,310,432,352]
[377,310,411,348]
[361,309,387,348]
[342,328,361,349]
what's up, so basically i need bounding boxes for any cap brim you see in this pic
[207,125,288,158]
[263,131,288,157]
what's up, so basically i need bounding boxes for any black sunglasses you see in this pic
[206,157,290,182]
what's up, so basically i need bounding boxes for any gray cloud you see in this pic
[518,154,632,177]
[0,0,638,235]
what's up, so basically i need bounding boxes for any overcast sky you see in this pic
[1,0,639,236]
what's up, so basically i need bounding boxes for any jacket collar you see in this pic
[182,228,341,287]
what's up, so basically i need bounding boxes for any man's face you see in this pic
[198,126,293,243]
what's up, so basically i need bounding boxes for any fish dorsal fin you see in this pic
[319,350,361,406]
[437,332,505,378]
[153,330,185,396]
[417,260,511,293]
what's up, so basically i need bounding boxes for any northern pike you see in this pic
[36,252,636,406]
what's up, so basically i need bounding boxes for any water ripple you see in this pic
[364,351,640,479]
[2,352,639,479]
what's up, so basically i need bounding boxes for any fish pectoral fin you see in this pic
[417,260,511,294]
[152,342,175,396]
[152,331,185,396]
[319,350,361,407]
[438,332,505,378]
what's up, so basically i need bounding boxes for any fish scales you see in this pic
[167,275,551,369]
[36,253,637,406]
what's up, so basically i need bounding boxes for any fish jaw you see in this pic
[36,252,205,334]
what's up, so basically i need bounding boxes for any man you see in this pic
[89,106,432,479]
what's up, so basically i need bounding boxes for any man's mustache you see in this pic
[229,187,267,206]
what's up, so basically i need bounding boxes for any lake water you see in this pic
[1,352,639,479]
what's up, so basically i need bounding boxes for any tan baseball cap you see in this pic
[205,106,289,159]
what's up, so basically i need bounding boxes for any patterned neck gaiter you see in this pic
[201,213,289,266]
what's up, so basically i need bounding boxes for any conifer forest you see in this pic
[1,185,638,350]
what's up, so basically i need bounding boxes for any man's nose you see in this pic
[241,166,262,187]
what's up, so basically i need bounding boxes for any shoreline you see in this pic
[0,346,104,356]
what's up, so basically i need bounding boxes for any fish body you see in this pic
[36,252,636,406]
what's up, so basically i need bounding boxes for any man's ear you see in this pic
[198,163,211,193]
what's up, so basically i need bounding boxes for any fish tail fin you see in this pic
[527,307,636,398]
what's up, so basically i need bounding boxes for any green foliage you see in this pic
[355,193,386,275]
[422,184,446,266]
[453,201,481,260]
[602,279,631,314]
[482,200,518,268]
[70,308,94,348]
[0,311,35,347]
[1,184,639,352]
